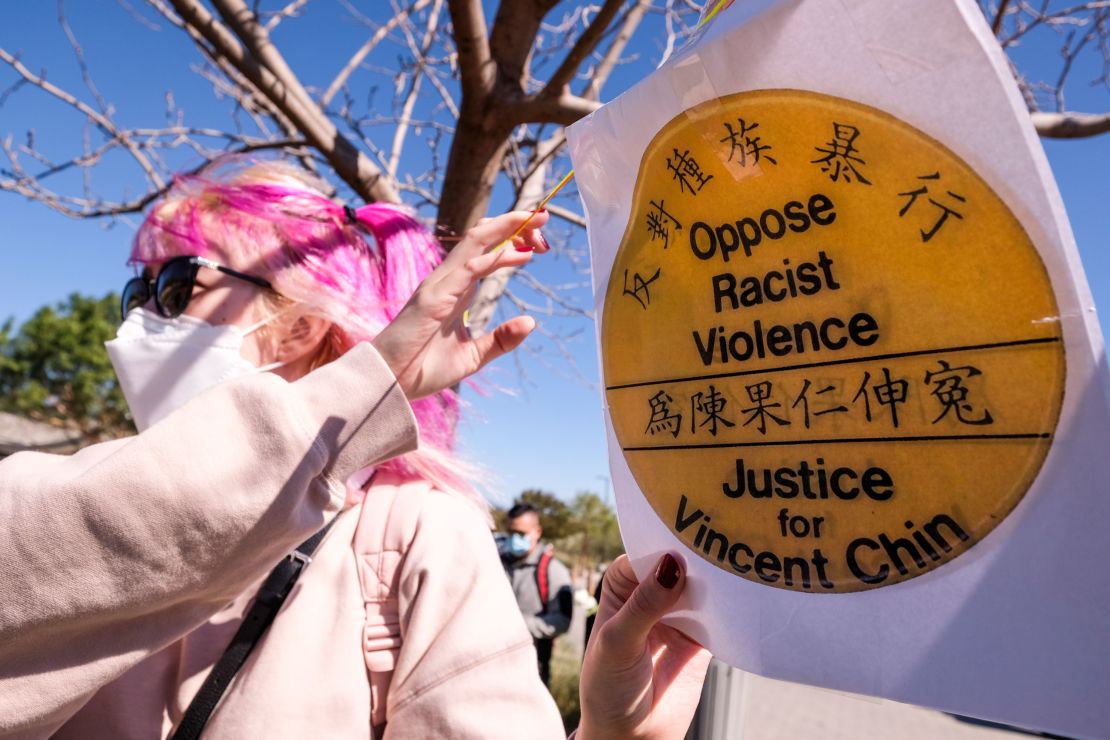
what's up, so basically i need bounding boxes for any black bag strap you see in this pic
[170,518,338,740]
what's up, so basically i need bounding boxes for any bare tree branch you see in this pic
[999,2,1110,47]
[514,129,566,188]
[546,202,586,227]
[489,0,560,85]
[263,0,312,32]
[1,128,306,219]
[466,131,562,336]
[438,1,689,243]
[543,0,624,96]
[58,0,110,115]
[501,92,601,126]
[191,61,276,135]
[1033,110,1110,136]
[170,0,400,202]
[388,0,445,179]
[992,0,1013,34]
[512,268,593,319]
[502,289,595,386]
[447,0,495,105]
[149,0,296,137]
[116,0,163,31]
[988,1,1110,138]
[0,78,28,111]
[321,0,430,107]
[585,0,651,101]
[0,48,165,189]
[423,62,461,119]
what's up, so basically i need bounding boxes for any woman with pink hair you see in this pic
[0,158,709,740]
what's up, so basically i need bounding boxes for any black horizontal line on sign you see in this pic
[622,432,1052,452]
[605,336,1061,392]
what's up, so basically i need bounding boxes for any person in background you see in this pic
[503,501,574,686]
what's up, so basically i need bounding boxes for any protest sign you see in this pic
[568,0,1110,735]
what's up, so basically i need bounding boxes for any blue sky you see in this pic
[1,2,1107,505]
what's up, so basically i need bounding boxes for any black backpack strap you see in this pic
[170,518,338,740]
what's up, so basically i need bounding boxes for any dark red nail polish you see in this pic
[538,232,550,251]
[514,242,533,252]
[656,553,680,589]
[538,207,547,213]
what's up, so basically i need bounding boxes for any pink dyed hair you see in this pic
[130,157,479,504]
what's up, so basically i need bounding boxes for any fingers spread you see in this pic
[430,210,550,293]
[466,246,533,279]
[429,245,532,304]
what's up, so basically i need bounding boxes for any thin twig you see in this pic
[993,0,1013,34]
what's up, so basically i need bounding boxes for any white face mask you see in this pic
[106,308,284,432]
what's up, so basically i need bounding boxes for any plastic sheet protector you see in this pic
[567,1,1110,736]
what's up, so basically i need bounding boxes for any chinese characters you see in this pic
[720,118,777,168]
[622,268,662,310]
[666,148,714,196]
[645,199,682,248]
[643,359,994,441]
[898,172,967,242]
[812,122,872,185]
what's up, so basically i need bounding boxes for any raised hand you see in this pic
[371,210,550,399]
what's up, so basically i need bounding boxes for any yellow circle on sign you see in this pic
[602,89,1064,593]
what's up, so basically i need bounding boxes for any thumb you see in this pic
[601,553,686,665]
[471,315,536,369]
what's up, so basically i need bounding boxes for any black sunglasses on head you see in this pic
[121,255,273,321]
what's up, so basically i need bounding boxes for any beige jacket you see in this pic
[0,343,562,739]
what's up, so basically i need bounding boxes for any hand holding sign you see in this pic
[578,554,710,740]
[568,0,1108,735]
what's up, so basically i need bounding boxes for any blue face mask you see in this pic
[507,533,532,559]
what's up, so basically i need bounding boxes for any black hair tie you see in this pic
[343,205,359,224]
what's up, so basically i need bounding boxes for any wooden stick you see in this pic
[490,169,576,252]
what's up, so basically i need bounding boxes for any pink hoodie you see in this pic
[0,343,563,739]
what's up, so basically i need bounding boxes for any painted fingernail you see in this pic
[537,207,547,213]
[538,232,550,251]
[514,240,533,252]
[656,553,680,589]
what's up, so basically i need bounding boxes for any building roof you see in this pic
[0,411,84,456]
